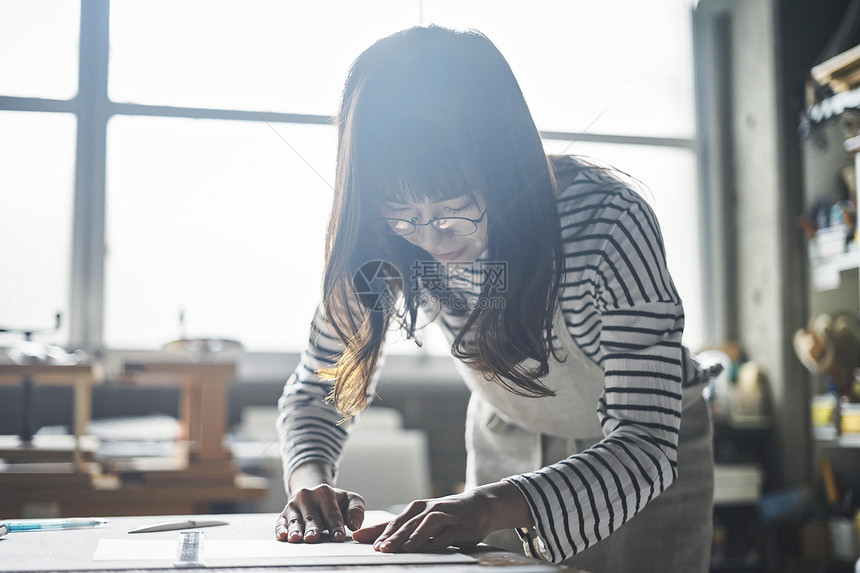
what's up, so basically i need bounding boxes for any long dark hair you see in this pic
[320,26,564,418]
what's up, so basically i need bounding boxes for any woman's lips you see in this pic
[431,246,466,261]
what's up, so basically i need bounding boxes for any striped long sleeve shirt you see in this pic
[276,160,715,563]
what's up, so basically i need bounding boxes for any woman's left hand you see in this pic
[352,481,533,553]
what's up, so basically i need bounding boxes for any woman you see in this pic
[275,25,717,572]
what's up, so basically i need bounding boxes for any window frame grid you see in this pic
[0,1,704,379]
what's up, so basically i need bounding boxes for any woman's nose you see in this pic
[411,224,446,252]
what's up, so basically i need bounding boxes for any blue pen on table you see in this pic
[2,518,108,532]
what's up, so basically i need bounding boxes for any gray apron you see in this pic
[445,306,714,572]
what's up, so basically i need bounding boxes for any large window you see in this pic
[0,111,77,342]
[104,117,335,350]
[0,0,80,344]
[0,0,705,359]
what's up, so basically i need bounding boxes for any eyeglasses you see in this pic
[376,209,486,237]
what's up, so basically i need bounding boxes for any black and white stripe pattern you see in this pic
[503,171,690,562]
[276,306,352,492]
[276,167,713,562]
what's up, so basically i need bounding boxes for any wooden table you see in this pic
[0,512,572,572]
[0,474,268,518]
[0,362,268,518]
[0,363,100,468]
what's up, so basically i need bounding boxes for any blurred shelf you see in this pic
[815,426,860,447]
[808,232,860,291]
[714,464,764,506]
[806,85,860,125]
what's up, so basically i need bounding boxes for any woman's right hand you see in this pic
[275,462,366,543]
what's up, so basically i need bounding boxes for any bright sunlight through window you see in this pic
[0,0,703,354]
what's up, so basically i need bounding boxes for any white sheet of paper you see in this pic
[93,538,477,566]
[93,539,177,561]
[205,539,422,559]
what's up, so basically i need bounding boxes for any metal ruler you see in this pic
[175,531,204,568]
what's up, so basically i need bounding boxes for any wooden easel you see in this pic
[117,361,233,466]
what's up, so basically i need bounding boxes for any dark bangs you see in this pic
[343,27,528,210]
[349,96,492,211]
[356,136,487,210]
